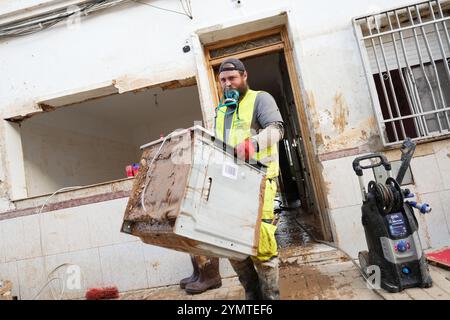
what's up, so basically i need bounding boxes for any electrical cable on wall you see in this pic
[33,186,88,300]
[0,0,114,37]
[0,0,190,38]
[133,0,193,19]
[179,0,193,18]
[0,0,193,38]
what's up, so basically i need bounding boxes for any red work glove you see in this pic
[235,138,256,161]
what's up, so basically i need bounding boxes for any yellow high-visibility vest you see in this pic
[215,89,279,179]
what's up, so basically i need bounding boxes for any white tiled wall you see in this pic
[86,204,119,247]
[419,192,450,249]
[142,244,191,288]
[3,215,42,262]
[44,248,104,300]
[410,154,444,194]
[40,211,69,256]
[0,261,20,297]
[0,197,221,300]
[63,210,93,253]
[433,141,450,190]
[99,241,148,293]
[329,204,368,258]
[323,154,376,210]
[41,205,101,255]
[17,257,48,300]
[86,199,137,246]
[322,156,361,209]
[0,222,6,264]
[219,258,236,278]
[440,190,450,226]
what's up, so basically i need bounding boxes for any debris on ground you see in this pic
[85,286,120,300]
[0,280,13,300]
[427,247,450,269]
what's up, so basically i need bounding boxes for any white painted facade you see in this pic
[0,0,449,299]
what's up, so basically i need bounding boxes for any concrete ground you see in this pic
[118,244,450,300]
[119,244,376,300]
[118,207,450,300]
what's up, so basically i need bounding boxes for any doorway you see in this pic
[243,52,320,247]
[204,27,332,245]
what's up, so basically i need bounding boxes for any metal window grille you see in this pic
[353,0,450,146]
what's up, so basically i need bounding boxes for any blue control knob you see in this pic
[397,241,408,252]
[402,267,411,274]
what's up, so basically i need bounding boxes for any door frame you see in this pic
[203,26,333,241]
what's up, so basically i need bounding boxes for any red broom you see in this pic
[85,286,119,300]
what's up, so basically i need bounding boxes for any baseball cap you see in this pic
[218,58,246,73]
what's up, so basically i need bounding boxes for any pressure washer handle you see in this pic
[396,138,416,185]
[352,153,391,176]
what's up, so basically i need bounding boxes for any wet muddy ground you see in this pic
[275,208,318,248]
[117,242,450,300]
[117,198,450,300]
[119,254,382,300]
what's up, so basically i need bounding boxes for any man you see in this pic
[179,255,221,294]
[214,58,284,300]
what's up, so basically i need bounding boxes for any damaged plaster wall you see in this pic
[0,121,15,211]
[21,117,138,197]
[289,4,386,155]
[0,0,423,148]
[0,0,430,167]
[20,84,203,197]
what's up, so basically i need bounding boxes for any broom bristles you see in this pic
[85,286,119,300]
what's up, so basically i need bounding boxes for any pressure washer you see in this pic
[352,138,433,292]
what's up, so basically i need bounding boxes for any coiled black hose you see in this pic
[367,178,404,214]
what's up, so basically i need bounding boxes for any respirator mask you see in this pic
[216,87,240,117]
[223,87,240,106]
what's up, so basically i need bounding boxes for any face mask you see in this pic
[216,88,240,117]
[223,88,240,103]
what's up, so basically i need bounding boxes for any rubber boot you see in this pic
[229,257,262,300]
[185,256,222,294]
[254,257,280,300]
[180,255,199,289]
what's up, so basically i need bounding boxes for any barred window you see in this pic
[354,0,450,146]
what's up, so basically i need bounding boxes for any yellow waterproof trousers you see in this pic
[252,178,278,262]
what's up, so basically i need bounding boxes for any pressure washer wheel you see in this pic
[358,250,370,276]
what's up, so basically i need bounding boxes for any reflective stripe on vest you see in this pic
[215,89,279,178]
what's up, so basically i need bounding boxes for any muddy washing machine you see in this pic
[352,138,433,293]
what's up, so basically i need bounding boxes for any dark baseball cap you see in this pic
[219,58,246,73]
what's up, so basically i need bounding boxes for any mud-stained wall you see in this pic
[308,91,380,155]
[0,0,427,198]
[0,121,14,212]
